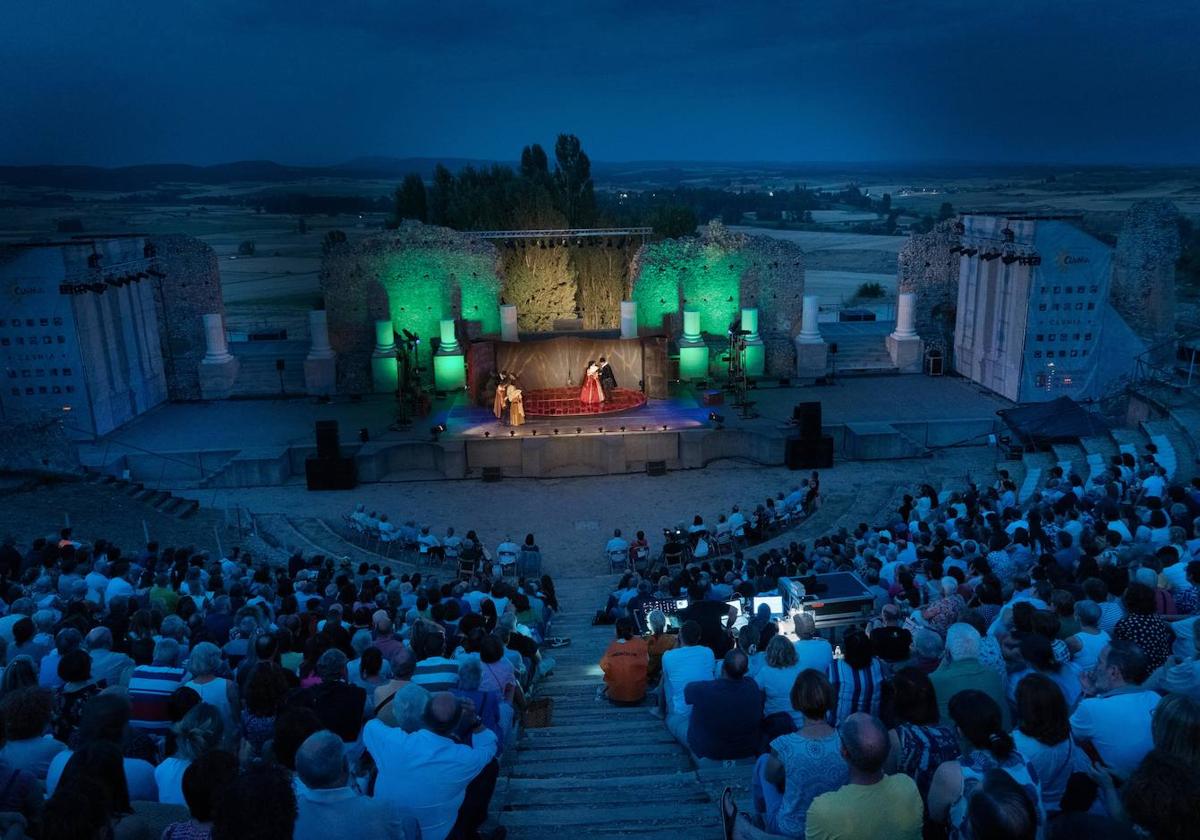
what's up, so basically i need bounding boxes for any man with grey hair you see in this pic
[294,730,415,840]
[1065,599,1109,671]
[929,623,1008,729]
[84,626,134,687]
[364,691,499,840]
[288,648,366,743]
[805,713,923,839]
[127,638,186,735]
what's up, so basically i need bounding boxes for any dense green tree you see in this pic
[395,173,428,223]
[648,205,699,239]
[428,165,454,226]
[938,201,955,221]
[321,229,347,254]
[552,134,596,227]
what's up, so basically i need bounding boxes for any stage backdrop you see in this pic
[494,335,643,392]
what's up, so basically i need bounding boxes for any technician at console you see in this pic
[679,583,736,657]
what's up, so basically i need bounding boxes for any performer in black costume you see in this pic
[598,356,617,392]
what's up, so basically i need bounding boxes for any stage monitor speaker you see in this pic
[792,402,822,440]
[304,456,357,490]
[315,420,340,460]
[786,435,834,470]
[482,467,503,483]
[646,460,667,476]
[702,390,724,406]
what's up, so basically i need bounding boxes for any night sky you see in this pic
[3,1,1198,167]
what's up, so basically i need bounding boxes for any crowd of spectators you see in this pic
[0,527,559,840]
[599,453,1200,839]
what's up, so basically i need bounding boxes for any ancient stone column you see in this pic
[797,295,823,344]
[306,310,334,360]
[678,309,708,381]
[198,313,239,399]
[371,320,398,393]
[434,318,465,391]
[500,304,519,342]
[886,291,923,373]
[201,313,233,363]
[891,292,918,340]
[304,310,336,396]
[740,307,765,377]
[620,301,638,339]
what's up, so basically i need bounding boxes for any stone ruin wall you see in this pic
[1112,200,1181,354]
[629,221,805,378]
[897,220,961,348]
[320,224,501,394]
[148,234,224,401]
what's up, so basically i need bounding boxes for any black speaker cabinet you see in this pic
[786,435,834,470]
[305,456,357,490]
[315,420,340,460]
[482,467,503,483]
[792,401,822,440]
[646,460,667,476]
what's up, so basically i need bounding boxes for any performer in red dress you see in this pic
[579,360,606,404]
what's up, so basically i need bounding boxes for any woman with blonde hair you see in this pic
[758,635,803,729]
[155,702,225,805]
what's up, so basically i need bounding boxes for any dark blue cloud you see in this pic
[1,1,1196,165]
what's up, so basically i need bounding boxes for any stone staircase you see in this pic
[496,575,727,840]
[81,469,200,519]
[229,340,308,396]
[823,323,898,376]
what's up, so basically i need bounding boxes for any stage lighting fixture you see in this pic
[620,426,626,432]
[430,423,447,440]
[575,427,582,434]
[661,424,668,431]
[553,428,559,435]
[510,430,515,437]
[708,412,725,427]
[599,427,604,433]
[484,431,490,438]
[532,430,537,436]
[641,425,647,431]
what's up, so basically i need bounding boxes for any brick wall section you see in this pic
[897,220,961,347]
[148,234,224,401]
[1113,200,1181,353]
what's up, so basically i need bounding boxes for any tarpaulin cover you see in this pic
[998,396,1109,445]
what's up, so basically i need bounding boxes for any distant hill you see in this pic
[0,157,508,192]
[1,157,1194,194]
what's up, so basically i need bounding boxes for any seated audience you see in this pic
[682,649,763,761]
[599,617,649,703]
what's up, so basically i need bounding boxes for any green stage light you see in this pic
[380,248,501,343]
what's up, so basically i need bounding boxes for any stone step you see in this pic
[500,802,715,828]
[509,754,693,778]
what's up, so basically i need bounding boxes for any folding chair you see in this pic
[607,547,630,574]
[378,528,397,558]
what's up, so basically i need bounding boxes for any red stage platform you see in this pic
[523,387,647,417]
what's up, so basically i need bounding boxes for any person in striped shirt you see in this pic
[127,638,187,737]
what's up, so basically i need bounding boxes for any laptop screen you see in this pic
[753,595,785,617]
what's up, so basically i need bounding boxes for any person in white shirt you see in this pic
[661,620,716,745]
[363,691,499,840]
[495,539,519,573]
[1069,641,1160,780]
[417,526,441,558]
[727,506,747,537]
[1065,600,1110,672]
[1141,468,1166,500]
[791,612,834,674]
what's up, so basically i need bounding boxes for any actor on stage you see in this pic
[506,382,526,426]
[598,356,617,392]
[493,371,508,421]
[580,360,605,404]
